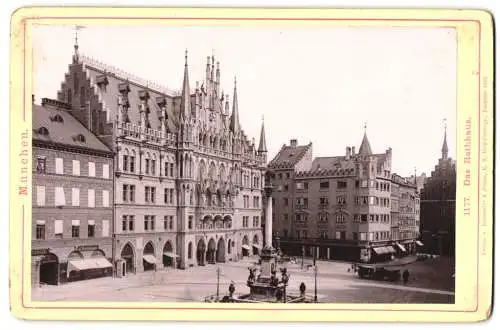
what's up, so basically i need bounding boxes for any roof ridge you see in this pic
[80,53,185,97]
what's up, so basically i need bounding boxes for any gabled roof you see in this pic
[269,143,311,169]
[311,156,355,172]
[33,103,112,154]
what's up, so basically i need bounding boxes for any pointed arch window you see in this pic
[80,86,85,105]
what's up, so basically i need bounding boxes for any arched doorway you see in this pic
[242,235,250,257]
[162,241,175,268]
[196,239,206,266]
[216,237,225,263]
[206,238,216,264]
[39,253,59,285]
[143,241,156,271]
[121,243,135,275]
[252,234,260,255]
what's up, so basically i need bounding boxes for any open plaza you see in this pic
[33,256,454,304]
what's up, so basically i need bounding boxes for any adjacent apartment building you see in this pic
[32,98,114,286]
[269,133,421,263]
[50,43,266,274]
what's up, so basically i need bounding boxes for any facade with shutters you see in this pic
[269,134,421,263]
[32,99,114,286]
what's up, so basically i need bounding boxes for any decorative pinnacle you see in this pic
[74,25,85,54]
[184,49,188,65]
[364,121,367,133]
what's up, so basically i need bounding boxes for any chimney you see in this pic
[346,146,351,160]
[351,146,356,156]
[290,139,298,147]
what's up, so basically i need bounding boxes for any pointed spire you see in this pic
[258,115,267,153]
[358,123,372,155]
[73,25,85,61]
[180,49,191,119]
[229,76,240,133]
[441,118,448,159]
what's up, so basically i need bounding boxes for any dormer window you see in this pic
[37,127,49,136]
[51,114,64,123]
[74,134,86,143]
[96,74,109,92]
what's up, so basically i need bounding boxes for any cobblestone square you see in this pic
[33,256,454,304]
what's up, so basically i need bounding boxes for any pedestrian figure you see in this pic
[403,269,409,284]
[299,282,306,297]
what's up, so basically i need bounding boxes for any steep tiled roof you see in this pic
[33,103,112,154]
[311,156,355,171]
[269,143,311,169]
[358,132,373,155]
[82,61,187,133]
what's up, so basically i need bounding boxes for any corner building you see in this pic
[55,46,266,273]
[32,99,114,286]
[270,133,420,263]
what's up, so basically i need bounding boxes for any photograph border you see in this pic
[9,7,494,322]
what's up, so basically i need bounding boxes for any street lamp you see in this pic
[314,265,318,303]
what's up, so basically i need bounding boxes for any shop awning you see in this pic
[395,243,407,252]
[252,244,261,249]
[385,246,396,254]
[68,259,93,271]
[241,244,250,250]
[163,252,179,258]
[143,254,157,264]
[416,240,424,247]
[373,246,395,254]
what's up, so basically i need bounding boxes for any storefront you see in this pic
[32,248,59,286]
[65,247,113,282]
[371,246,396,263]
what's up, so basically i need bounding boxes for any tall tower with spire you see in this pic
[258,116,267,158]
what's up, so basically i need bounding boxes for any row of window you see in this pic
[35,219,110,239]
[291,230,392,241]
[36,157,109,179]
[121,215,175,232]
[354,196,390,207]
[353,213,391,223]
[296,181,348,191]
[242,195,260,209]
[36,186,109,208]
[242,173,261,189]
[122,155,175,178]
[242,216,260,228]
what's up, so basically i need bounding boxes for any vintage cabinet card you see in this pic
[9,7,494,322]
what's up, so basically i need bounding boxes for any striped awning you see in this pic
[163,252,179,258]
[395,243,407,252]
[143,254,157,264]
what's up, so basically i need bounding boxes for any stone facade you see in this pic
[270,133,420,263]
[53,49,266,273]
[420,130,456,256]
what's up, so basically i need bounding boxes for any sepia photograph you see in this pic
[8,7,494,322]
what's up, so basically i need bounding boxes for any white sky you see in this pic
[32,25,456,176]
